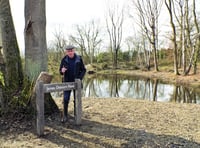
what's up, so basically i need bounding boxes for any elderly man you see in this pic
[59,45,86,122]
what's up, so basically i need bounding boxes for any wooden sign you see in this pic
[43,82,75,93]
[36,79,82,136]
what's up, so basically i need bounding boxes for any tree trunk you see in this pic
[152,42,159,72]
[182,1,186,73]
[152,79,158,101]
[165,0,179,75]
[24,0,48,80]
[184,46,195,75]
[192,0,200,74]
[31,72,59,115]
[24,0,56,116]
[0,83,4,111]
[0,46,5,110]
[0,0,23,89]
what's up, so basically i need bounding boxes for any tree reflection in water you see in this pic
[82,74,200,104]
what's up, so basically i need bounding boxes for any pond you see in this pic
[52,74,200,104]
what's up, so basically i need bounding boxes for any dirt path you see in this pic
[1,97,200,148]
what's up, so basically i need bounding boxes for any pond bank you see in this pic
[1,98,200,147]
[96,69,200,89]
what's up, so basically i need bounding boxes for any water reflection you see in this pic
[82,74,200,104]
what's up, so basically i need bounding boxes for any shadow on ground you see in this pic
[0,112,200,148]
[42,113,200,148]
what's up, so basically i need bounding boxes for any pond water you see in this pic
[52,74,200,104]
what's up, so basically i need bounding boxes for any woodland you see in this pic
[0,0,200,147]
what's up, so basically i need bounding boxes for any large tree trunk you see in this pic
[0,0,23,90]
[24,1,57,115]
[24,0,48,80]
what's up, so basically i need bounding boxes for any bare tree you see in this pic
[172,0,186,70]
[70,25,86,58]
[70,20,102,64]
[182,0,193,75]
[105,3,124,69]
[24,0,47,80]
[48,27,68,62]
[131,0,163,71]
[165,0,179,75]
[170,0,184,69]
[125,33,150,69]
[171,0,200,75]
[184,0,200,75]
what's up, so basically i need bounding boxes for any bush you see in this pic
[96,52,112,63]
[1,77,35,116]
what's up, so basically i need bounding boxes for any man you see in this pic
[59,45,86,122]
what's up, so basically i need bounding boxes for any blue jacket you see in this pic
[59,54,86,82]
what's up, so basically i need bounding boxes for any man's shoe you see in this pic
[61,115,68,123]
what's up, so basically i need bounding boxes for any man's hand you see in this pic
[61,67,67,73]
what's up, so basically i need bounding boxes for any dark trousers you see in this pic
[63,90,76,118]
[64,90,75,104]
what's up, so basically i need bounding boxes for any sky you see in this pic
[9,0,127,54]
[9,0,183,55]
[8,0,200,59]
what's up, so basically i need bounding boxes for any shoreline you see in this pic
[94,69,200,88]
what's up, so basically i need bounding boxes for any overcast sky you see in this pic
[10,0,181,55]
[9,0,127,54]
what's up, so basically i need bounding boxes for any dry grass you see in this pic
[1,97,200,148]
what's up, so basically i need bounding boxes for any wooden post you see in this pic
[74,79,82,125]
[0,86,3,110]
[36,81,44,136]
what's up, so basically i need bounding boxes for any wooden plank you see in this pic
[74,79,82,125]
[43,82,75,93]
[36,81,44,136]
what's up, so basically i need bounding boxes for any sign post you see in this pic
[36,79,82,136]
[74,79,82,125]
[36,81,44,136]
